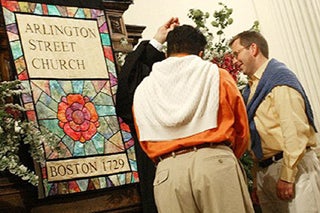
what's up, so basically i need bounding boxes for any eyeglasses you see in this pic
[232,44,251,58]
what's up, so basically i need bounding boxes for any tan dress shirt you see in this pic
[249,60,318,182]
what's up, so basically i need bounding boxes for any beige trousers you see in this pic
[257,150,320,213]
[153,145,254,213]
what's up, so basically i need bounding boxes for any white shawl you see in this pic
[133,55,220,141]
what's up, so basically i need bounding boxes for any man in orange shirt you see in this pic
[132,24,253,213]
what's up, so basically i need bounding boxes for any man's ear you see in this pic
[251,43,259,57]
[198,51,204,58]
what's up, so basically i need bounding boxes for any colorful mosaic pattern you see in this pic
[1,0,138,197]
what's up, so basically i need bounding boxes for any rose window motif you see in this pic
[57,94,100,143]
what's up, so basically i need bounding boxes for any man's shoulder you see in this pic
[129,40,150,54]
[218,68,234,81]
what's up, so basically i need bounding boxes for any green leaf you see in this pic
[217,30,223,35]
[211,21,219,27]
[228,18,233,25]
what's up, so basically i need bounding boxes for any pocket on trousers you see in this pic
[153,169,169,186]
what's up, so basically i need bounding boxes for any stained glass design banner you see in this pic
[0,0,138,197]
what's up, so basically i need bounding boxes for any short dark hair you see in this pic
[166,25,207,56]
[229,30,269,58]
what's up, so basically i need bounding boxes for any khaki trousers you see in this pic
[153,145,254,213]
[257,150,320,213]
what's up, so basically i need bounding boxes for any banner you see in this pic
[0,0,138,197]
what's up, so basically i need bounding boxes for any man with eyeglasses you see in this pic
[229,30,320,212]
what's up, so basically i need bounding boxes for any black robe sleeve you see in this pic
[115,40,166,125]
[115,40,165,213]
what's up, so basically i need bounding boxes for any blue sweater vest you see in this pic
[242,59,317,159]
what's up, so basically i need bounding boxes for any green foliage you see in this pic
[0,80,58,186]
[250,20,260,32]
[241,151,254,191]
[188,2,234,60]
[188,2,259,61]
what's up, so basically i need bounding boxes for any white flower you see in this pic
[19,164,28,173]
[237,72,249,84]
[14,121,22,133]
[237,72,249,90]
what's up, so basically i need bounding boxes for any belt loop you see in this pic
[193,146,197,152]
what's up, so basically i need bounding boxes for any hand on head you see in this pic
[153,17,180,44]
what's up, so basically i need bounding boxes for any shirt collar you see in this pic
[249,59,270,83]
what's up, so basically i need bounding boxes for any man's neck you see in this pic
[249,56,269,78]
[168,53,191,57]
